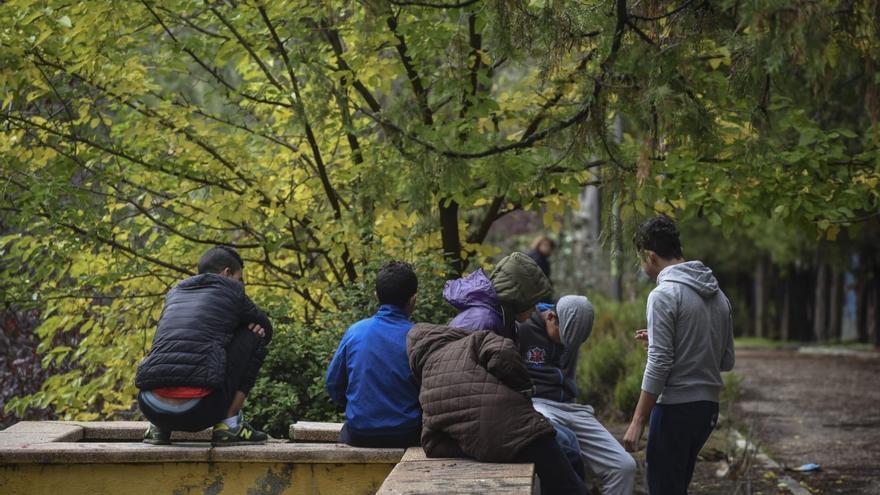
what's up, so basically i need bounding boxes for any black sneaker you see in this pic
[211,420,268,446]
[143,424,171,445]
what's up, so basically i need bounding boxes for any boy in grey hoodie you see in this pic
[623,217,735,495]
[517,295,636,495]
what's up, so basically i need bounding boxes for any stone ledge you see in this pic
[70,420,212,441]
[0,441,404,465]
[2,422,84,443]
[289,421,343,443]
[0,421,210,444]
[377,452,536,495]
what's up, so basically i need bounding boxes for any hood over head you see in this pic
[555,295,594,348]
[443,269,498,310]
[657,260,719,298]
[489,252,552,314]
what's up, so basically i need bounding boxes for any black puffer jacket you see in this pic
[135,274,272,391]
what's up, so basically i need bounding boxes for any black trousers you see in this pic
[516,433,587,495]
[339,423,422,448]
[646,401,719,495]
[138,327,266,432]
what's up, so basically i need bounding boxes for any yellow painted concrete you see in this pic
[0,461,394,495]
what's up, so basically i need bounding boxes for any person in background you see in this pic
[408,323,586,495]
[518,296,637,495]
[623,216,735,495]
[136,246,272,446]
[325,261,422,447]
[527,235,555,279]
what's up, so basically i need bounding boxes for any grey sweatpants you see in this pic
[533,398,637,495]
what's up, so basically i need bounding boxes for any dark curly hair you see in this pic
[376,260,418,307]
[634,216,683,260]
[198,245,244,274]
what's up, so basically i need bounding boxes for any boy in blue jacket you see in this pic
[325,261,422,447]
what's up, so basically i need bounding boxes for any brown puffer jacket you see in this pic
[407,323,555,462]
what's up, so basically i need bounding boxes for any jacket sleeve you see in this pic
[477,333,533,395]
[325,336,348,409]
[642,288,677,396]
[422,427,465,458]
[720,298,735,372]
[240,291,273,341]
[450,308,501,333]
[237,292,273,393]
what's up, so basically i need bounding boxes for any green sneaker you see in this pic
[143,424,171,445]
[211,420,267,446]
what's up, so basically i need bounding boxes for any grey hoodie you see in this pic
[642,261,735,404]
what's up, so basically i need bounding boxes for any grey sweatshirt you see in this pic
[642,261,735,404]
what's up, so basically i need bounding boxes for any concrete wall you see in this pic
[0,461,393,495]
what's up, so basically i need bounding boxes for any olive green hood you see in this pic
[489,252,552,314]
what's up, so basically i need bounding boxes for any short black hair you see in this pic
[375,260,418,307]
[198,245,244,275]
[634,216,683,260]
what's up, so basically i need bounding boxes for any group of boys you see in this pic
[135,216,735,495]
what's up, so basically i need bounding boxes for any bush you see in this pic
[246,323,345,438]
[246,259,455,438]
[575,294,648,419]
[613,349,647,418]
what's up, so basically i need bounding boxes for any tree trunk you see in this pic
[754,257,767,339]
[780,274,791,342]
[828,269,843,341]
[439,199,464,278]
[610,196,623,301]
[813,262,829,342]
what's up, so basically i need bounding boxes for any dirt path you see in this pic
[732,348,880,494]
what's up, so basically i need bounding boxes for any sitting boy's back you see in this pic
[407,322,586,495]
[325,261,421,447]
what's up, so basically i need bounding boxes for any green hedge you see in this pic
[576,295,649,421]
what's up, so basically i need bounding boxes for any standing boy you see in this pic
[518,295,637,495]
[325,261,422,447]
[136,246,272,446]
[623,216,735,495]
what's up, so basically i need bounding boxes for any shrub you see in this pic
[613,349,647,419]
[577,334,627,408]
[575,294,648,419]
[246,323,345,438]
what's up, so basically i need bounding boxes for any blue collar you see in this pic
[376,304,410,320]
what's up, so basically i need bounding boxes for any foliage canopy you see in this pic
[1,0,877,420]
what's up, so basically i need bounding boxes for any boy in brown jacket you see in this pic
[407,323,585,495]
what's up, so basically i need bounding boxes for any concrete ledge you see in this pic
[0,421,210,444]
[71,420,212,442]
[378,447,536,494]
[0,441,404,464]
[289,421,343,442]
[2,422,84,443]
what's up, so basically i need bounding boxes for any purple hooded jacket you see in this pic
[443,269,504,334]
